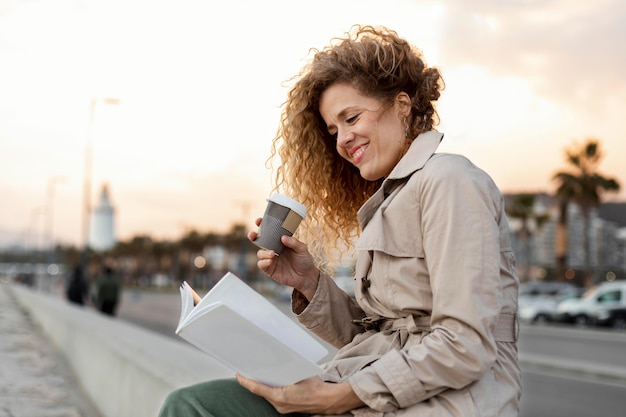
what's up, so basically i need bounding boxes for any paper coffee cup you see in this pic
[253,193,307,255]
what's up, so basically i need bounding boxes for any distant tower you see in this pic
[89,184,116,251]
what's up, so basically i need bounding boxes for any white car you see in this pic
[518,281,584,325]
[555,281,626,326]
[518,293,580,324]
[519,294,558,324]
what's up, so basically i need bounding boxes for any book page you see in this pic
[177,303,324,386]
[176,282,195,334]
[180,272,328,363]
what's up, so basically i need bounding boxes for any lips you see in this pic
[350,145,366,164]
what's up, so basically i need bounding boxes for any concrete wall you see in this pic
[12,285,233,417]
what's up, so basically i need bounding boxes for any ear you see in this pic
[395,92,411,118]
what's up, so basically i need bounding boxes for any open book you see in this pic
[176,272,329,386]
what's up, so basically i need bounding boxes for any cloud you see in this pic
[437,0,626,112]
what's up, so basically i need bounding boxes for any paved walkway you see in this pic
[0,282,102,417]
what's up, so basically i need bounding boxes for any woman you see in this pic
[159,25,521,417]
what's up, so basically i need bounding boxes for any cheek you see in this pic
[385,115,404,140]
[384,122,406,153]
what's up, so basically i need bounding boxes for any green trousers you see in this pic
[158,378,311,417]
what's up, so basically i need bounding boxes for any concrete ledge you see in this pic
[12,285,234,417]
[15,284,626,417]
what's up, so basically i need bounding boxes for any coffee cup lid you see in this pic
[267,193,307,218]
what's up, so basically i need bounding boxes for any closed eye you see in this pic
[325,112,360,139]
[346,113,359,124]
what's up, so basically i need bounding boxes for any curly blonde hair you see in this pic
[268,25,443,270]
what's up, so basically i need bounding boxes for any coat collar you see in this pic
[387,131,444,180]
[357,131,444,227]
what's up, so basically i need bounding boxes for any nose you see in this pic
[336,127,354,148]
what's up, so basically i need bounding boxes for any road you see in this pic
[116,289,626,417]
[520,367,626,417]
[519,323,626,368]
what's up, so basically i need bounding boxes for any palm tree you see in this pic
[506,193,549,281]
[552,138,620,287]
[553,178,578,281]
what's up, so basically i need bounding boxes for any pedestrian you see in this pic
[95,265,121,316]
[66,265,88,306]
[159,24,521,417]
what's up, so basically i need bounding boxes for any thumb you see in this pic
[281,235,304,251]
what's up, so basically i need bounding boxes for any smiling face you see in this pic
[319,83,411,181]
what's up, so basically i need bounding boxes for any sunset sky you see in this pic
[1,0,624,249]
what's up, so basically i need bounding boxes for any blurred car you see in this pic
[518,281,584,325]
[518,294,555,324]
[518,293,582,324]
[555,281,626,326]
[591,307,626,330]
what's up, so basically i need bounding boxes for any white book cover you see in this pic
[176,272,328,386]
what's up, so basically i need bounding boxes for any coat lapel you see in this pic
[357,131,443,228]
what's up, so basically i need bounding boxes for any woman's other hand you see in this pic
[236,374,364,415]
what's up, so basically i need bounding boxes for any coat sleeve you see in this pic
[293,272,366,349]
[349,155,505,411]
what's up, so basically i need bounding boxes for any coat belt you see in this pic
[352,313,518,342]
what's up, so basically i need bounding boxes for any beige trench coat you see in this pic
[293,132,522,417]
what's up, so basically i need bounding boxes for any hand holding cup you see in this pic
[252,194,307,255]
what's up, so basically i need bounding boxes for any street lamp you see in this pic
[81,97,121,281]
[44,175,65,262]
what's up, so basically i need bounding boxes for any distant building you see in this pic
[598,203,626,228]
[505,193,626,283]
[90,184,116,251]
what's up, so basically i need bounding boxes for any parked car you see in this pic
[518,281,584,325]
[591,307,626,330]
[518,293,581,324]
[519,294,556,324]
[555,281,626,326]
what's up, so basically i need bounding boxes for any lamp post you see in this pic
[81,97,120,281]
[44,175,65,262]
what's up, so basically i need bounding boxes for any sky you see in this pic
[0,0,624,249]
